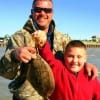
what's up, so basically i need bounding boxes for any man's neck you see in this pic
[34,22,48,32]
[42,28,49,33]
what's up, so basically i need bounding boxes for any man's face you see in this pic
[31,0,53,30]
[64,47,87,74]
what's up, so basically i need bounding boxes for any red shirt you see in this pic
[39,42,100,100]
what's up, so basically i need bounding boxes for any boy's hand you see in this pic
[32,30,47,47]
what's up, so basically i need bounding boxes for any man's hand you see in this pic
[85,63,98,79]
[13,46,37,63]
[32,30,47,47]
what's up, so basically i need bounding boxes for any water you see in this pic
[0,47,100,100]
[87,48,100,71]
[0,47,12,100]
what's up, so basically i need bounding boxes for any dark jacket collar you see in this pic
[23,15,55,34]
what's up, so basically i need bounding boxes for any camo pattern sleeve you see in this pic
[0,29,35,79]
[53,29,69,53]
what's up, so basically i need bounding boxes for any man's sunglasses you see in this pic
[33,7,53,13]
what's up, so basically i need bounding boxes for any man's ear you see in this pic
[31,9,33,15]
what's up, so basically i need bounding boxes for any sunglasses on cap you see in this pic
[33,7,53,13]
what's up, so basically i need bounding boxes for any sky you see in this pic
[0,0,100,40]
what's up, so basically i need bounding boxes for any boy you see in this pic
[34,32,100,100]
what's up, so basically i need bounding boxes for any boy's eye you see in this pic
[66,55,82,59]
[66,55,73,58]
[77,55,82,59]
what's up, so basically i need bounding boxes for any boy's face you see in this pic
[64,47,87,74]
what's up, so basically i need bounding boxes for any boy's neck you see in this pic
[74,72,78,77]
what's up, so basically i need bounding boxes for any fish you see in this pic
[8,54,55,100]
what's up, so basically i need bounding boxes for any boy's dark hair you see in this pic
[32,0,53,8]
[65,40,86,53]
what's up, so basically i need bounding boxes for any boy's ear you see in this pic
[84,54,87,63]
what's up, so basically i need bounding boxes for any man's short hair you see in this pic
[32,0,53,8]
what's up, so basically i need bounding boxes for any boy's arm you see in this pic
[39,41,58,68]
[32,30,58,67]
[32,30,63,74]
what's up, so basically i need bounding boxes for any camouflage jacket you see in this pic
[0,17,67,79]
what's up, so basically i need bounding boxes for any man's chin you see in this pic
[37,25,47,30]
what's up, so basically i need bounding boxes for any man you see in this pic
[0,0,98,100]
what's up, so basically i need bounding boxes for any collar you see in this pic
[23,15,55,34]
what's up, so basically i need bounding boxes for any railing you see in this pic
[98,72,100,76]
[83,42,100,48]
[0,43,6,47]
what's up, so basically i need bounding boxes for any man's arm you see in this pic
[0,29,35,79]
[84,63,98,80]
[0,37,21,79]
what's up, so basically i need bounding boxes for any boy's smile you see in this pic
[64,47,87,74]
